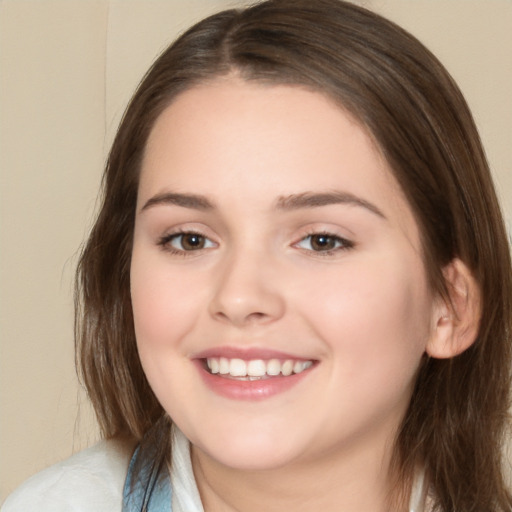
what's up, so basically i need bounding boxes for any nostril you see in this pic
[212,310,267,324]
[208,279,286,326]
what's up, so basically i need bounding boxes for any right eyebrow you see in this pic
[140,192,215,213]
[275,191,386,219]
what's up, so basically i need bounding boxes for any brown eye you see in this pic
[180,233,206,250]
[295,232,353,253]
[310,234,337,251]
[160,232,215,252]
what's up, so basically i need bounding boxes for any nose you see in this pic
[208,249,286,327]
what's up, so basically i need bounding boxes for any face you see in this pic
[131,79,438,472]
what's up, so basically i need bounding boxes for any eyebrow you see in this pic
[141,192,214,212]
[140,190,385,219]
[276,191,386,218]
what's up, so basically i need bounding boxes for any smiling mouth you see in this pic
[204,357,314,381]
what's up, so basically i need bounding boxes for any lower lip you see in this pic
[195,361,314,401]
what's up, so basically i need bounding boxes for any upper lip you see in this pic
[192,346,314,361]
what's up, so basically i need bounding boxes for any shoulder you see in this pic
[2,438,135,512]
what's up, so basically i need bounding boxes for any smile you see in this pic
[206,357,313,380]
[195,350,317,400]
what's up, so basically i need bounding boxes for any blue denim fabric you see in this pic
[122,445,172,511]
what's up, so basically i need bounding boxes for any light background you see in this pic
[1,0,511,502]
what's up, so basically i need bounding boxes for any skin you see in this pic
[130,78,443,511]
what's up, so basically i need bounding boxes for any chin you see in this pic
[190,425,307,471]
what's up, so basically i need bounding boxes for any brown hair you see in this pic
[75,0,512,509]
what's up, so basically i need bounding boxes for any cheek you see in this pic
[129,248,208,412]
[294,252,432,382]
[130,248,203,355]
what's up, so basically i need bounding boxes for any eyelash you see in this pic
[157,230,215,256]
[157,230,354,257]
[294,231,355,256]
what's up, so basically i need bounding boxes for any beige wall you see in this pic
[1,0,510,501]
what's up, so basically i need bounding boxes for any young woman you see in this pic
[4,1,511,511]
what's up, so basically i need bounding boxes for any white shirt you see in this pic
[1,437,131,511]
[2,428,427,511]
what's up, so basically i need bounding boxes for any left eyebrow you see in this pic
[140,192,215,213]
[275,191,386,219]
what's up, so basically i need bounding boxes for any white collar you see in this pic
[170,427,428,512]
[170,426,204,512]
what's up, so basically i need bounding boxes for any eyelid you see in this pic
[292,229,355,255]
[157,228,217,255]
[155,224,354,257]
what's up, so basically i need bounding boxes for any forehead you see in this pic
[139,79,418,241]
[143,79,383,186]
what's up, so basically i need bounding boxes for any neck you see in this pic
[191,432,409,512]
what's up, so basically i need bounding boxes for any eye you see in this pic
[295,232,353,253]
[159,231,215,253]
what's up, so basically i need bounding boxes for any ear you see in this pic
[426,258,481,359]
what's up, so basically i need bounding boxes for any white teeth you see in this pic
[281,360,294,376]
[209,358,219,374]
[293,361,302,374]
[205,357,313,378]
[247,359,266,377]
[219,357,230,374]
[293,360,312,374]
[267,359,281,376]
[229,358,247,377]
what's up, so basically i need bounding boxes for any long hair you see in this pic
[75,1,512,509]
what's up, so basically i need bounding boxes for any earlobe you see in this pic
[426,258,481,359]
